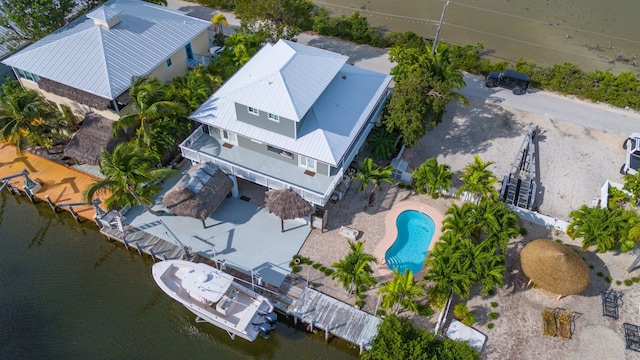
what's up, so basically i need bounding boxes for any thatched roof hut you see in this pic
[520,239,590,297]
[265,188,314,232]
[63,113,128,165]
[39,77,130,110]
[162,163,232,224]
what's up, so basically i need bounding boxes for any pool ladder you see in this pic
[386,256,401,269]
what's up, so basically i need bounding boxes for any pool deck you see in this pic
[373,201,444,278]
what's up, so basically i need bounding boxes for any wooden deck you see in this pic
[0,143,101,220]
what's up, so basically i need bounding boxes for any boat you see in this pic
[152,260,277,341]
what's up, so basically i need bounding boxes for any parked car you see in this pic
[485,69,530,95]
[210,46,224,59]
[621,133,640,175]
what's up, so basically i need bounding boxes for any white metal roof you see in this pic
[1,0,211,100]
[190,40,392,166]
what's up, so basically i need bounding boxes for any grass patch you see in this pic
[555,239,562,243]
[491,302,499,308]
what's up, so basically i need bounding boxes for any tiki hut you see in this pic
[162,162,233,226]
[265,188,314,232]
[63,113,128,165]
[520,239,590,298]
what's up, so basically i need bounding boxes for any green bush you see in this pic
[489,312,499,320]
[605,276,612,283]
[355,298,364,308]
[323,268,334,276]
[487,289,496,296]
[487,323,494,329]
[490,302,498,308]
[625,279,633,286]
[519,227,528,236]
[597,272,604,277]
[453,303,476,327]
[633,277,640,283]
[616,280,622,285]
[292,265,302,273]
[312,263,321,269]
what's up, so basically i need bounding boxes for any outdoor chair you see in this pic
[542,308,558,337]
[556,310,573,339]
[602,290,623,319]
[624,323,640,352]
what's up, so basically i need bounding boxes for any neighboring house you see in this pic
[1,0,211,121]
[181,40,392,207]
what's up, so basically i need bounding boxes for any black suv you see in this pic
[485,70,530,95]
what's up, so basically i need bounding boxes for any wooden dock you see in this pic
[100,220,186,261]
[289,286,382,352]
[0,143,101,221]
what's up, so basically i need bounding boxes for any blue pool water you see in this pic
[385,210,435,275]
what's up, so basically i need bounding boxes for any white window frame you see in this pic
[299,155,317,172]
[268,113,279,122]
[247,106,259,116]
[221,129,238,145]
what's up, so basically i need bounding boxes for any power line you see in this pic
[313,0,636,66]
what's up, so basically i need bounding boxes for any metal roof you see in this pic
[1,0,211,100]
[190,40,392,166]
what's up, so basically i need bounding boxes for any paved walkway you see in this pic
[0,143,100,220]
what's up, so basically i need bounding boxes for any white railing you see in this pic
[180,126,336,206]
[188,54,211,69]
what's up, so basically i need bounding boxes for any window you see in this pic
[166,58,172,67]
[16,68,40,82]
[267,145,293,159]
[248,106,259,116]
[268,113,279,122]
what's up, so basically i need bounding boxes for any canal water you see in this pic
[0,193,358,359]
[318,0,640,74]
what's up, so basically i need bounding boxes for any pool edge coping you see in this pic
[373,200,444,279]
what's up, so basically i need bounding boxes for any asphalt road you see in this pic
[461,75,640,137]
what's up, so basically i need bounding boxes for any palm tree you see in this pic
[352,158,394,198]
[331,241,378,296]
[378,269,424,315]
[458,156,499,203]
[567,205,632,253]
[84,143,176,215]
[113,76,186,154]
[211,13,229,36]
[0,80,63,153]
[412,158,453,198]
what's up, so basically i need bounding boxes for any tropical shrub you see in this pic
[453,303,476,327]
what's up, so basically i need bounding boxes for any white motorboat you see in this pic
[152,260,277,341]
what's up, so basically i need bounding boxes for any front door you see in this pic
[184,43,194,63]
[221,129,237,145]
[299,155,317,172]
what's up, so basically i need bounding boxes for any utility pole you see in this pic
[432,1,450,55]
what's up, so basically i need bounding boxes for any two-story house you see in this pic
[1,0,211,121]
[180,39,392,207]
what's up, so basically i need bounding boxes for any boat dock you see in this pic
[98,222,380,352]
[0,143,102,221]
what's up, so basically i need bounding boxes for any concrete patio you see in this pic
[121,164,311,287]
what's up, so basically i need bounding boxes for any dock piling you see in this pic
[44,195,61,212]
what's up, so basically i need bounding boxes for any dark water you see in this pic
[0,193,358,359]
[318,0,640,74]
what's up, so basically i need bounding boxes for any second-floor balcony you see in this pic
[179,126,346,206]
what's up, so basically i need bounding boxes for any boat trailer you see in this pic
[500,123,537,210]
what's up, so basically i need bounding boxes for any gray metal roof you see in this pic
[1,0,211,100]
[190,40,392,166]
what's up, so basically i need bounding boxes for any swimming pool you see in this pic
[384,210,435,275]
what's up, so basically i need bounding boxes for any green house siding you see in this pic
[234,103,296,138]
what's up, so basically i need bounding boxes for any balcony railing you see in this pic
[188,54,211,69]
[180,126,344,206]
